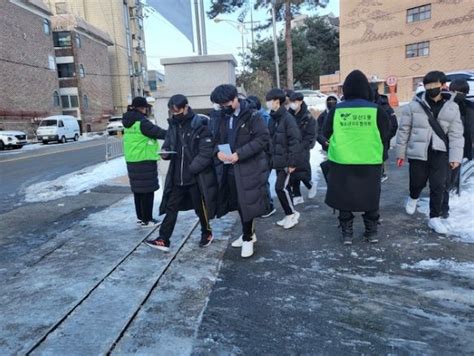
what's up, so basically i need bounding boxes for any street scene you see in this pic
[1,0,473,355]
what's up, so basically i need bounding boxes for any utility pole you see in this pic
[271,0,280,88]
[250,0,255,50]
[199,0,208,55]
[194,0,202,55]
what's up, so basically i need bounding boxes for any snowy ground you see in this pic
[24,157,128,202]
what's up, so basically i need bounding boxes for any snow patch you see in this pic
[24,157,127,202]
[401,259,474,280]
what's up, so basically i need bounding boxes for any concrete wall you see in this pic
[340,0,474,102]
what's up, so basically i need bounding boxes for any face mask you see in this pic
[327,101,337,110]
[454,93,466,103]
[212,103,221,111]
[221,105,235,116]
[289,103,299,111]
[285,103,291,110]
[266,101,274,111]
[426,88,441,98]
[173,112,185,119]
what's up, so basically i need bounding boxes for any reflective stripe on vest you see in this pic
[123,121,160,162]
[328,107,383,165]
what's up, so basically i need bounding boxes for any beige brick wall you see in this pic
[340,0,474,103]
[0,1,61,135]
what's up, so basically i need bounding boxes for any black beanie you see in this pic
[342,70,372,101]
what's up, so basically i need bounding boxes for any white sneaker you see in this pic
[231,234,257,248]
[293,196,304,206]
[276,216,288,226]
[283,213,299,229]
[428,217,448,234]
[405,197,418,215]
[241,241,254,258]
[308,182,317,199]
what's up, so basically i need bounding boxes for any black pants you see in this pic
[228,173,255,241]
[339,210,379,222]
[275,169,295,215]
[290,174,312,197]
[134,192,154,222]
[159,184,211,242]
[409,149,448,218]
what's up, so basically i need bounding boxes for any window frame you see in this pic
[55,2,67,15]
[43,18,51,35]
[53,31,72,47]
[406,41,430,58]
[83,95,89,110]
[75,33,81,48]
[407,4,431,23]
[53,91,60,107]
[79,64,85,78]
[57,63,76,78]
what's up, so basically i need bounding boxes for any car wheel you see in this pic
[60,136,66,144]
[42,140,48,145]
[0,140,4,150]
[74,134,79,141]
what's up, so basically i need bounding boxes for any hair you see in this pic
[247,95,261,110]
[210,84,238,104]
[423,71,447,85]
[167,94,188,110]
[449,79,470,94]
[289,91,304,101]
[265,88,287,104]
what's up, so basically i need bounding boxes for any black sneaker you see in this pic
[343,235,353,245]
[136,220,143,225]
[364,232,379,244]
[141,219,160,228]
[145,238,170,252]
[199,233,213,248]
[381,174,388,183]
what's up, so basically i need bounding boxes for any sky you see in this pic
[144,0,340,73]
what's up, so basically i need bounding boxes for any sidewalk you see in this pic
[192,158,474,355]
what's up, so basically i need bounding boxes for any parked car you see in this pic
[295,89,328,111]
[0,130,27,150]
[445,71,474,100]
[106,116,124,135]
[36,115,80,144]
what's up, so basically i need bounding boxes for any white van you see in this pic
[36,115,80,144]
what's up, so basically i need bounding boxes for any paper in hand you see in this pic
[218,144,232,164]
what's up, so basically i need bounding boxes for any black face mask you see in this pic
[173,113,185,120]
[327,101,337,110]
[426,88,441,98]
[454,93,466,103]
[221,105,235,116]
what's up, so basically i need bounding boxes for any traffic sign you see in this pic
[386,75,398,87]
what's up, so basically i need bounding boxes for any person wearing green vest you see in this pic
[322,70,390,245]
[122,97,167,227]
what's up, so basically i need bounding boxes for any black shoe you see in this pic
[141,219,160,228]
[199,233,213,248]
[343,235,353,245]
[363,215,379,244]
[381,174,388,183]
[145,238,170,252]
[364,232,379,244]
[340,219,354,246]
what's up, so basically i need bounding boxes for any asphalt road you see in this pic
[0,139,108,214]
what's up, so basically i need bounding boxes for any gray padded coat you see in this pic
[396,92,464,163]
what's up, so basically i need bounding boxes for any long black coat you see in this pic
[122,110,167,194]
[322,100,390,212]
[212,100,271,222]
[159,113,217,218]
[268,106,303,169]
[289,102,317,181]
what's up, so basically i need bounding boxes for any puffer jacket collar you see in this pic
[270,105,286,122]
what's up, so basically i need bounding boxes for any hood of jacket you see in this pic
[122,110,145,129]
[343,70,372,101]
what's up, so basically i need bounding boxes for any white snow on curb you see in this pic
[417,175,474,242]
[24,157,127,202]
[401,259,474,280]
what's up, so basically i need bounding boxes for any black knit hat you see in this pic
[342,70,372,101]
[131,96,151,108]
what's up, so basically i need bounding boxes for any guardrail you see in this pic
[105,132,124,163]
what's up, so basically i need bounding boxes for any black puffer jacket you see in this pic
[317,95,338,151]
[289,102,317,178]
[159,111,217,218]
[122,110,167,193]
[268,106,303,169]
[212,100,271,221]
[375,93,398,161]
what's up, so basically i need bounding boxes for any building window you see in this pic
[83,95,89,109]
[57,63,76,78]
[53,32,72,47]
[75,34,81,48]
[413,77,424,91]
[48,55,56,70]
[55,2,67,14]
[79,64,85,78]
[53,91,60,106]
[43,19,50,35]
[61,95,79,108]
[407,4,431,23]
[149,80,157,91]
[406,41,430,58]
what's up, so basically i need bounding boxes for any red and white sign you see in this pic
[386,75,398,87]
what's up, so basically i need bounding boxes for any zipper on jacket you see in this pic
[180,129,185,186]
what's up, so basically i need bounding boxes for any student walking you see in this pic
[145,95,217,252]
[123,97,167,227]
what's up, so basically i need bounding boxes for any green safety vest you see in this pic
[328,106,383,165]
[123,121,160,162]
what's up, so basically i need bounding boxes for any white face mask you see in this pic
[289,102,299,111]
[266,100,274,111]
[212,103,221,111]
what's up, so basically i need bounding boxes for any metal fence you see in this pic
[105,133,124,163]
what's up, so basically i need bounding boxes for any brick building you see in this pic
[340,0,474,103]
[47,0,149,114]
[0,0,60,136]
[51,14,114,132]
